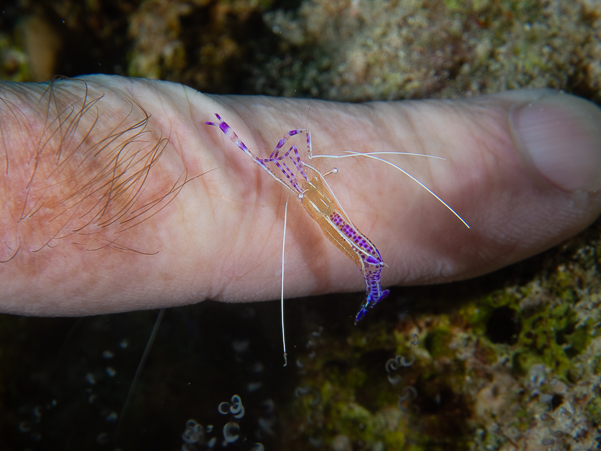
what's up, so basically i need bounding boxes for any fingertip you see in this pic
[510,92,601,192]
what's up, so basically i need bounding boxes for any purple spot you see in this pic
[365,255,381,265]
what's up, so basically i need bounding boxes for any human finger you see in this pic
[1,76,600,316]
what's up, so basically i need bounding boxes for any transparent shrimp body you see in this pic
[297,168,389,323]
[205,114,388,323]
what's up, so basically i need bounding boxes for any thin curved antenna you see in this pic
[114,308,165,445]
[281,197,288,367]
[311,151,446,161]
[315,150,470,229]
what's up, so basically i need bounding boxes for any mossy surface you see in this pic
[279,222,601,449]
[259,0,601,101]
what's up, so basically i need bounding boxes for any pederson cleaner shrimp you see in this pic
[206,113,470,366]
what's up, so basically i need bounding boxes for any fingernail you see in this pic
[510,92,601,192]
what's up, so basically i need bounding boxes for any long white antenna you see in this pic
[281,196,288,367]
[314,150,470,229]
[115,308,165,445]
[311,151,446,161]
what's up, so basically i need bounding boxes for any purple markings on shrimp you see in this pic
[206,113,306,192]
[364,255,381,265]
[330,212,390,324]
[328,210,388,323]
[331,212,380,259]
[206,116,254,157]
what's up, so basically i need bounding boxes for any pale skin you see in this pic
[1,74,600,317]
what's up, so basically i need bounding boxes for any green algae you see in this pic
[424,328,454,360]
[284,243,601,449]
